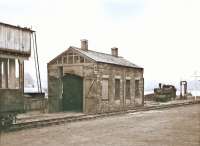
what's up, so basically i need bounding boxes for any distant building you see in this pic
[48,40,144,113]
[24,73,35,88]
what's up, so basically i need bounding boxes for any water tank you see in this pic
[0,22,34,57]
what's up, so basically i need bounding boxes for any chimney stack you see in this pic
[81,39,88,51]
[111,47,118,57]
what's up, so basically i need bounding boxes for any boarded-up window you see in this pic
[126,80,131,99]
[115,79,120,100]
[135,80,140,97]
[102,79,109,100]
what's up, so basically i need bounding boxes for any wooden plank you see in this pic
[102,79,109,99]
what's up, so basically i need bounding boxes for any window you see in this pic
[115,79,120,100]
[126,80,131,99]
[135,80,140,97]
[63,57,67,64]
[80,56,84,63]
[57,57,62,64]
[68,52,73,55]
[102,79,109,100]
[68,55,73,64]
[74,56,80,63]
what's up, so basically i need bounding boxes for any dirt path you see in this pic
[1,104,200,146]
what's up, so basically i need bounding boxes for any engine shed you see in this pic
[0,22,33,114]
[48,40,144,114]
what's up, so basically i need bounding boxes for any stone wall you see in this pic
[24,93,46,112]
[48,65,63,113]
[84,63,144,113]
[48,62,144,114]
[0,89,24,113]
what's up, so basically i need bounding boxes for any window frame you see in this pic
[102,79,109,100]
[135,79,140,98]
[115,78,120,100]
[125,79,131,99]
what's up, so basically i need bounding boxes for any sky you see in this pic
[0,0,200,88]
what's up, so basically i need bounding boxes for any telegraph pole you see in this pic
[191,71,200,100]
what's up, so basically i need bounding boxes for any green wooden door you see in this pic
[62,75,83,112]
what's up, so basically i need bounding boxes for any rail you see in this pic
[5,100,200,132]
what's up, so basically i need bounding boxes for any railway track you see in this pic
[7,100,200,132]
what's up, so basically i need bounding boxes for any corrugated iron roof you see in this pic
[72,47,142,69]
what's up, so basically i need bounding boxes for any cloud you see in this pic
[1,0,200,87]
[103,0,144,20]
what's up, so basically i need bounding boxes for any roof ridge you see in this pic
[69,46,142,69]
[73,47,123,58]
[88,50,123,58]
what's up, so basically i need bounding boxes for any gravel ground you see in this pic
[1,104,200,146]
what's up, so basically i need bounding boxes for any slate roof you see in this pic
[48,46,143,69]
[72,47,142,69]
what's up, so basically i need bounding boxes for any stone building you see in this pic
[48,40,144,113]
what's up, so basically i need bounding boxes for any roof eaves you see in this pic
[0,22,35,32]
[96,61,143,69]
[48,48,69,65]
